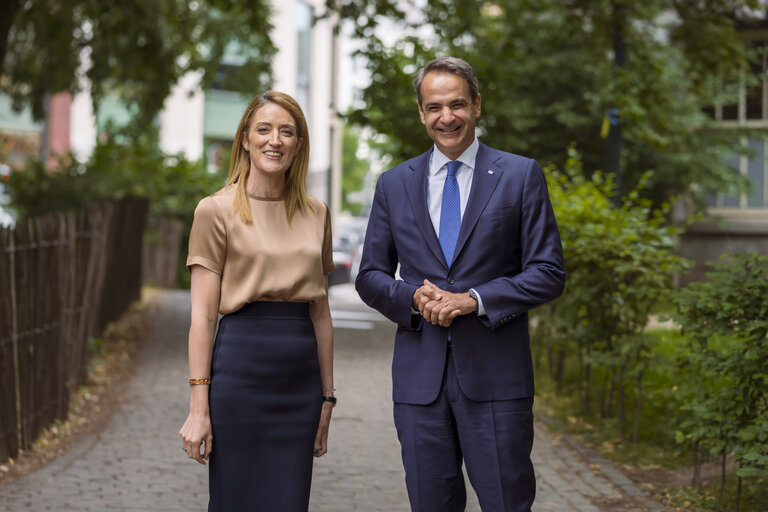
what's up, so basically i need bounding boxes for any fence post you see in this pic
[9,225,21,458]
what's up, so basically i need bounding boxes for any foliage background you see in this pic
[1,0,275,129]
[329,0,760,206]
[6,125,225,286]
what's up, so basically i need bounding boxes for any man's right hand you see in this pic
[413,280,442,311]
[413,279,469,327]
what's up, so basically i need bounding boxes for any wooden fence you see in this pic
[0,197,148,463]
[142,217,184,289]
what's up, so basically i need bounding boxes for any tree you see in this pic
[341,122,370,215]
[533,147,688,441]
[673,253,768,511]
[329,0,759,205]
[1,0,276,129]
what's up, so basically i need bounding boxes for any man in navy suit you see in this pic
[355,56,565,512]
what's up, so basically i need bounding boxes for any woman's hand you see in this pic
[180,412,213,465]
[313,401,334,457]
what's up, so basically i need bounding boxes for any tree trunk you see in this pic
[547,345,555,382]
[607,364,616,418]
[555,349,565,394]
[717,451,726,511]
[600,367,609,417]
[0,0,21,73]
[583,364,592,413]
[692,443,702,486]
[618,364,626,442]
[633,364,646,443]
[606,0,626,198]
[578,348,585,408]
[736,475,741,512]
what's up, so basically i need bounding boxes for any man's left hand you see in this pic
[419,279,478,327]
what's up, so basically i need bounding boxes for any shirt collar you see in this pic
[429,138,479,177]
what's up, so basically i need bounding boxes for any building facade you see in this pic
[678,19,768,281]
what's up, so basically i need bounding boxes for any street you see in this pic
[0,287,664,511]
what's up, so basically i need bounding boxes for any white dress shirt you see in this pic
[425,138,486,316]
[427,139,478,235]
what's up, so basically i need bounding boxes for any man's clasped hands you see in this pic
[412,279,478,327]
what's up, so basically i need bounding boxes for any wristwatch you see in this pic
[468,289,479,313]
[322,395,337,407]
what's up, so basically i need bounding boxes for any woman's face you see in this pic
[243,102,303,179]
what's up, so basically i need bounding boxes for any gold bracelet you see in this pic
[189,378,211,385]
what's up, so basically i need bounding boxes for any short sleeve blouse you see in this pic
[186,185,335,314]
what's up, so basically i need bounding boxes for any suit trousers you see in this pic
[393,346,536,512]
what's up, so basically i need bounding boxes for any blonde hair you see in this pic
[227,91,313,223]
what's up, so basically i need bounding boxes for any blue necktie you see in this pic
[439,160,462,265]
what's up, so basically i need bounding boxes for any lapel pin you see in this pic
[487,170,494,175]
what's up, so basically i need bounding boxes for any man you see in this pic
[355,56,565,512]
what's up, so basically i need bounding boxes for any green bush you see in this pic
[673,253,768,511]
[534,146,690,441]
[531,149,767,510]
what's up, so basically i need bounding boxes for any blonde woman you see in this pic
[179,91,335,511]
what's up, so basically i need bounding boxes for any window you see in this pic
[710,42,768,209]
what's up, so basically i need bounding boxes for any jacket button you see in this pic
[447,277,455,285]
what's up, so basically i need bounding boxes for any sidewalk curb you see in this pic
[537,416,671,512]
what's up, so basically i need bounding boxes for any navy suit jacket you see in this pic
[355,142,565,405]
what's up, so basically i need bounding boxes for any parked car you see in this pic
[329,243,354,286]
[328,215,367,287]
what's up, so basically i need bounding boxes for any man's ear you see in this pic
[418,103,427,125]
[474,94,481,118]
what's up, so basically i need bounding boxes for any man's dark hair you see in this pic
[413,56,479,107]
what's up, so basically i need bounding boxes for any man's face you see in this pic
[418,72,481,160]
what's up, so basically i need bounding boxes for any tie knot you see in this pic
[445,160,461,177]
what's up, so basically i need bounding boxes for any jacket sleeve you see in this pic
[474,159,565,330]
[355,173,422,330]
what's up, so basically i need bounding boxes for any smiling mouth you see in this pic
[264,151,283,157]
[437,126,461,134]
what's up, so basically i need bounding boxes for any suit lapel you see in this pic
[453,143,501,265]
[404,148,447,267]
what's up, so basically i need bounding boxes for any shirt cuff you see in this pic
[470,288,487,317]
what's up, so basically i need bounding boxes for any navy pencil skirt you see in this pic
[208,301,322,512]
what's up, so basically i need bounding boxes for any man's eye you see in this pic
[426,106,441,113]
[452,102,468,110]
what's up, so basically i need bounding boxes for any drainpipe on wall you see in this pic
[329,12,342,224]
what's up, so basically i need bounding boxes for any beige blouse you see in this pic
[186,185,335,315]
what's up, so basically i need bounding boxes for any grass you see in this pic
[662,473,768,512]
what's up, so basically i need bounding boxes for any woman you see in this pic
[179,91,335,511]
